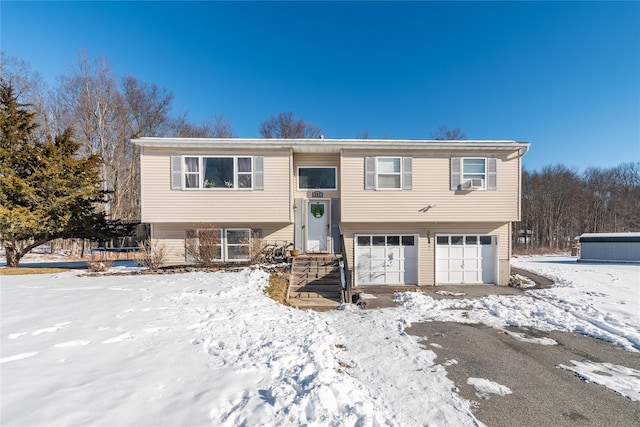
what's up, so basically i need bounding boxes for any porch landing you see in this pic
[286,255,343,311]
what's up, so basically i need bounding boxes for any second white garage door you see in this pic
[436,235,496,284]
[355,234,418,285]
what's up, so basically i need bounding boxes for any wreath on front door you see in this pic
[311,204,325,218]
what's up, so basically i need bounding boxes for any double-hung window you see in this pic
[364,156,412,190]
[225,229,251,261]
[462,158,486,189]
[184,157,200,188]
[185,228,223,262]
[185,228,252,262]
[450,157,497,190]
[377,157,402,189]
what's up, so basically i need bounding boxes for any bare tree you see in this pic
[0,53,54,139]
[259,111,322,139]
[121,75,174,138]
[119,75,179,219]
[55,52,191,221]
[431,125,466,140]
[173,113,233,138]
[56,51,123,219]
[515,162,640,252]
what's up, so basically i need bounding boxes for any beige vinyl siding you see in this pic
[140,147,291,223]
[341,222,510,286]
[340,149,521,223]
[293,153,340,199]
[152,222,294,265]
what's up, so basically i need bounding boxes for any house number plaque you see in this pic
[312,191,323,198]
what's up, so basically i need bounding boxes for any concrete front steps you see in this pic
[287,254,343,311]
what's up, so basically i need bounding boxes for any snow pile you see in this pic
[558,360,640,402]
[466,378,512,399]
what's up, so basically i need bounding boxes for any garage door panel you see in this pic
[450,271,464,282]
[465,259,480,269]
[436,234,496,284]
[465,247,480,257]
[371,271,386,284]
[450,247,464,258]
[387,259,402,270]
[355,234,418,285]
[371,259,386,272]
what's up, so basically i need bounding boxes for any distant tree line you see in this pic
[515,163,640,251]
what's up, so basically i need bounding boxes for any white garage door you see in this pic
[355,234,418,285]
[436,235,496,284]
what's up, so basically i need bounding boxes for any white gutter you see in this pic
[132,137,530,152]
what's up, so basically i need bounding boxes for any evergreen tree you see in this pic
[0,82,109,267]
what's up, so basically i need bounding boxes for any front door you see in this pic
[306,200,329,252]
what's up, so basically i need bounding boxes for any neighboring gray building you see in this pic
[578,232,640,263]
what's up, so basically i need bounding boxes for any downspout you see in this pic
[289,147,294,223]
[517,143,530,158]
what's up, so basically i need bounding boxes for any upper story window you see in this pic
[377,157,402,189]
[462,158,486,189]
[297,167,337,190]
[185,157,200,188]
[365,156,412,190]
[450,157,497,191]
[172,155,263,190]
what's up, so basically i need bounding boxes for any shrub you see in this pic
[87,258,113,272]
[185,225,221,267]
[241,231,268,265]
[135,239,167,271]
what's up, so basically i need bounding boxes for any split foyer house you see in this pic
[133,138,530,286]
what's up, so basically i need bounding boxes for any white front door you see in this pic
[306,201,329,252]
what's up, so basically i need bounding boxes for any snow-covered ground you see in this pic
[1,255,639,425]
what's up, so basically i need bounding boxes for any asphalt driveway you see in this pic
[360,269,638,426]
[406,321,640,427]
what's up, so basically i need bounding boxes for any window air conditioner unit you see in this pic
[463,179,484,190]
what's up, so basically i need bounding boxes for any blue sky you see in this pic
[2,1,639,172]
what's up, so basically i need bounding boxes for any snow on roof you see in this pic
[579,232,640,243]
[132,137,530,154]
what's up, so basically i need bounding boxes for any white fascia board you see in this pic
[132,137,530,153]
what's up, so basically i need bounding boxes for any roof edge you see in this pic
[133,137,530,152]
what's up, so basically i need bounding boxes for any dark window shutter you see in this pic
[330,198,341,253]
[487,158,497,190]
[254,156,264,190]
[402,157,413,190]
[294,198,304,251]
[450,158,461,190]
[365,157,376,190]
[171,156,182,190]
